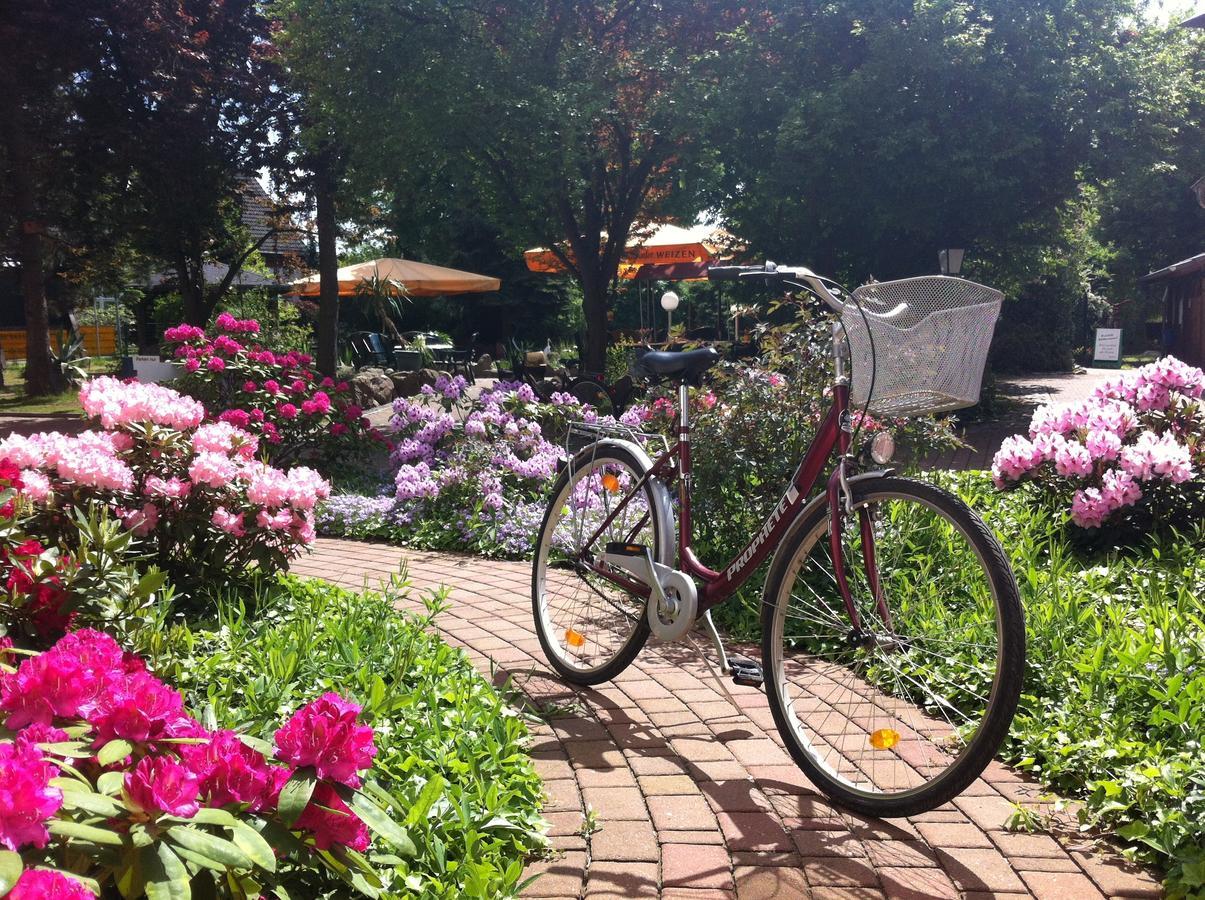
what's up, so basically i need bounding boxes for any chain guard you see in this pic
[648,568,698,642]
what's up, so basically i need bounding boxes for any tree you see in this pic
[279,0,753,372]
[0,0,284,396]
[706,0,1144,288]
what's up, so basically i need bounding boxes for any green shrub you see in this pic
[144,573,548,899]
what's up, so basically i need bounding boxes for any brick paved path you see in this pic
[291,539,1161,899]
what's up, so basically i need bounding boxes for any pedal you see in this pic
[729,655,764,688]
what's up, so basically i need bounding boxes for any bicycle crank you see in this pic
[602,542,698,641]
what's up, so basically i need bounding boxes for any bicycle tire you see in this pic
[761,476,1024,817]
[532,442,671,684]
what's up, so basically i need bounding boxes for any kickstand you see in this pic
[687,610,740,709]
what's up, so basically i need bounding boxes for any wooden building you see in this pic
[1144,252,1205,366]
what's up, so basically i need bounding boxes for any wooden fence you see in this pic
[0,327,119,361]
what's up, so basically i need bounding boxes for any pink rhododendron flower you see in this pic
[275,692,377,786]
[284,467,330,510]
[263,380,281,395]
[121,502,160,537]
[256,508,293,530]
[277,402,298,419]
[193,422,259,459]
[188,451,239,489]
[0,434,45,468]
[18,468,50,501]
[207,356,226,372]
[246,465,291,506]
[182,730,286,811]
[79,377,205,430]
[184,358,201,372]
[1052,439,1093,478]
[296,783,370,851]
[124,755,201,819]
[8,869,93,899]
[211,507,246,537]
[0,737,63,850]
[243,380,258,393]
[219,408,252,428]
[144,475,191,500]
[91,670,193,744]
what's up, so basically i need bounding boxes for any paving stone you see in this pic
[987,831,1066,859]
[934,847,1026,893]
[876,866,959,899]
[649,794,720,831]
[1069,849,1163,897]
[732,864,810,899]
[590,819,659,862]
[585,860,659,897]
[1018,869,1107,899]
[640,774,701,795]
[913,822,994,849]
[803,856,880,888]
[792,829,868,859]
[863,840,938,868]
[581,785,648,821]
[662,843,735,890]
[715,810,794,852]
[521,850,587,897]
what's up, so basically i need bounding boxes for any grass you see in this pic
[0,358,120,415]
[139,572,549,899]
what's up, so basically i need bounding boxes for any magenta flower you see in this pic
[91,670,192,744]
[296,783,370,851]
[0,738,63,850]
[275,692,377,786]
[277,402,298,419]
[182,730,288,811]
[9,869,94,899]
[124,756,201,819]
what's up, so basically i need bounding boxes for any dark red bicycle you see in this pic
[531,264,1025,816]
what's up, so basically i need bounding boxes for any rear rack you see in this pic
[565,420,670,457]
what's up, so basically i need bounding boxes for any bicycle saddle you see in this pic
[634,346,721,384]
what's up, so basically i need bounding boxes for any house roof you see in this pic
[1181,11,1205,27]
[1140,251,1205,283]
[238,177,308,261]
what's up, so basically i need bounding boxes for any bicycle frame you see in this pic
[580,328,881,631]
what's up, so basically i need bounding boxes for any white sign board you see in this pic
[1093,328,1122,364]
[132,355,178,383]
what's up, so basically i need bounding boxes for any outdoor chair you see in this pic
[348,331,392,369]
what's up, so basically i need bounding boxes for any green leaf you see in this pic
[143,843,192,900]
[228,820,277,874]
[57,786,125,818]
[0,850,23,895]
[277,768,317,827]
[97,739,135,767]
[349,791,417,856]
[48,819,127,847]
[97,771,125,796]
[165,826,253,871]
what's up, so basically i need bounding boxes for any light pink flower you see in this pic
[18,469,50,501]
[211,507,246,537]
[188,451,239,489]
[144,475,191,500]
[121,502,159,537]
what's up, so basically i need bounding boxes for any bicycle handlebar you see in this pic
[707,262,846,313]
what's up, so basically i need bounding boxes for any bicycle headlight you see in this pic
[870,431,895,465]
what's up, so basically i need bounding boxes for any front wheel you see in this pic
[761,476,1024,817]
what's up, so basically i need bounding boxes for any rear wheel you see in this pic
[762,476,1024,817]
[532,443,670,684]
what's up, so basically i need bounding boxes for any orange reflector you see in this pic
[565,629,586,647]
[601,474,620,493]
[870,728,901,750]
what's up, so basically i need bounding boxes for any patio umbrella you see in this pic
[290,258,500,297]
[524,222,733,277]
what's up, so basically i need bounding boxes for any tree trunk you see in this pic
[315,162,340,377]
[580,270,609,374]
[0,79,57,396]
[178,253,207,325]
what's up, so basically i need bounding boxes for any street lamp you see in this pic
[660,290,680,342]
[939,249,965,276]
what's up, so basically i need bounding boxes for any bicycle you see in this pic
[530,263,1024,817]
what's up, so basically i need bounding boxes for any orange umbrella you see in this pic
[291,258,500,297]
[525,223,732,277]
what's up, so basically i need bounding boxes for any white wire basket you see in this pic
[842,276,1004,417]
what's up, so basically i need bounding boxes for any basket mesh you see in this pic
[842,276,1003,417]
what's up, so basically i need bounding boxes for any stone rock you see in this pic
[351,370,394,407]
[389,370,424,398]
[417,368,442,387]
[475,353,493,377]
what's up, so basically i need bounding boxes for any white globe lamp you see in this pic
[660,290,680,341]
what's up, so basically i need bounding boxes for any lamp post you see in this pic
[660,290,680,343]
[939,249,965,276]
